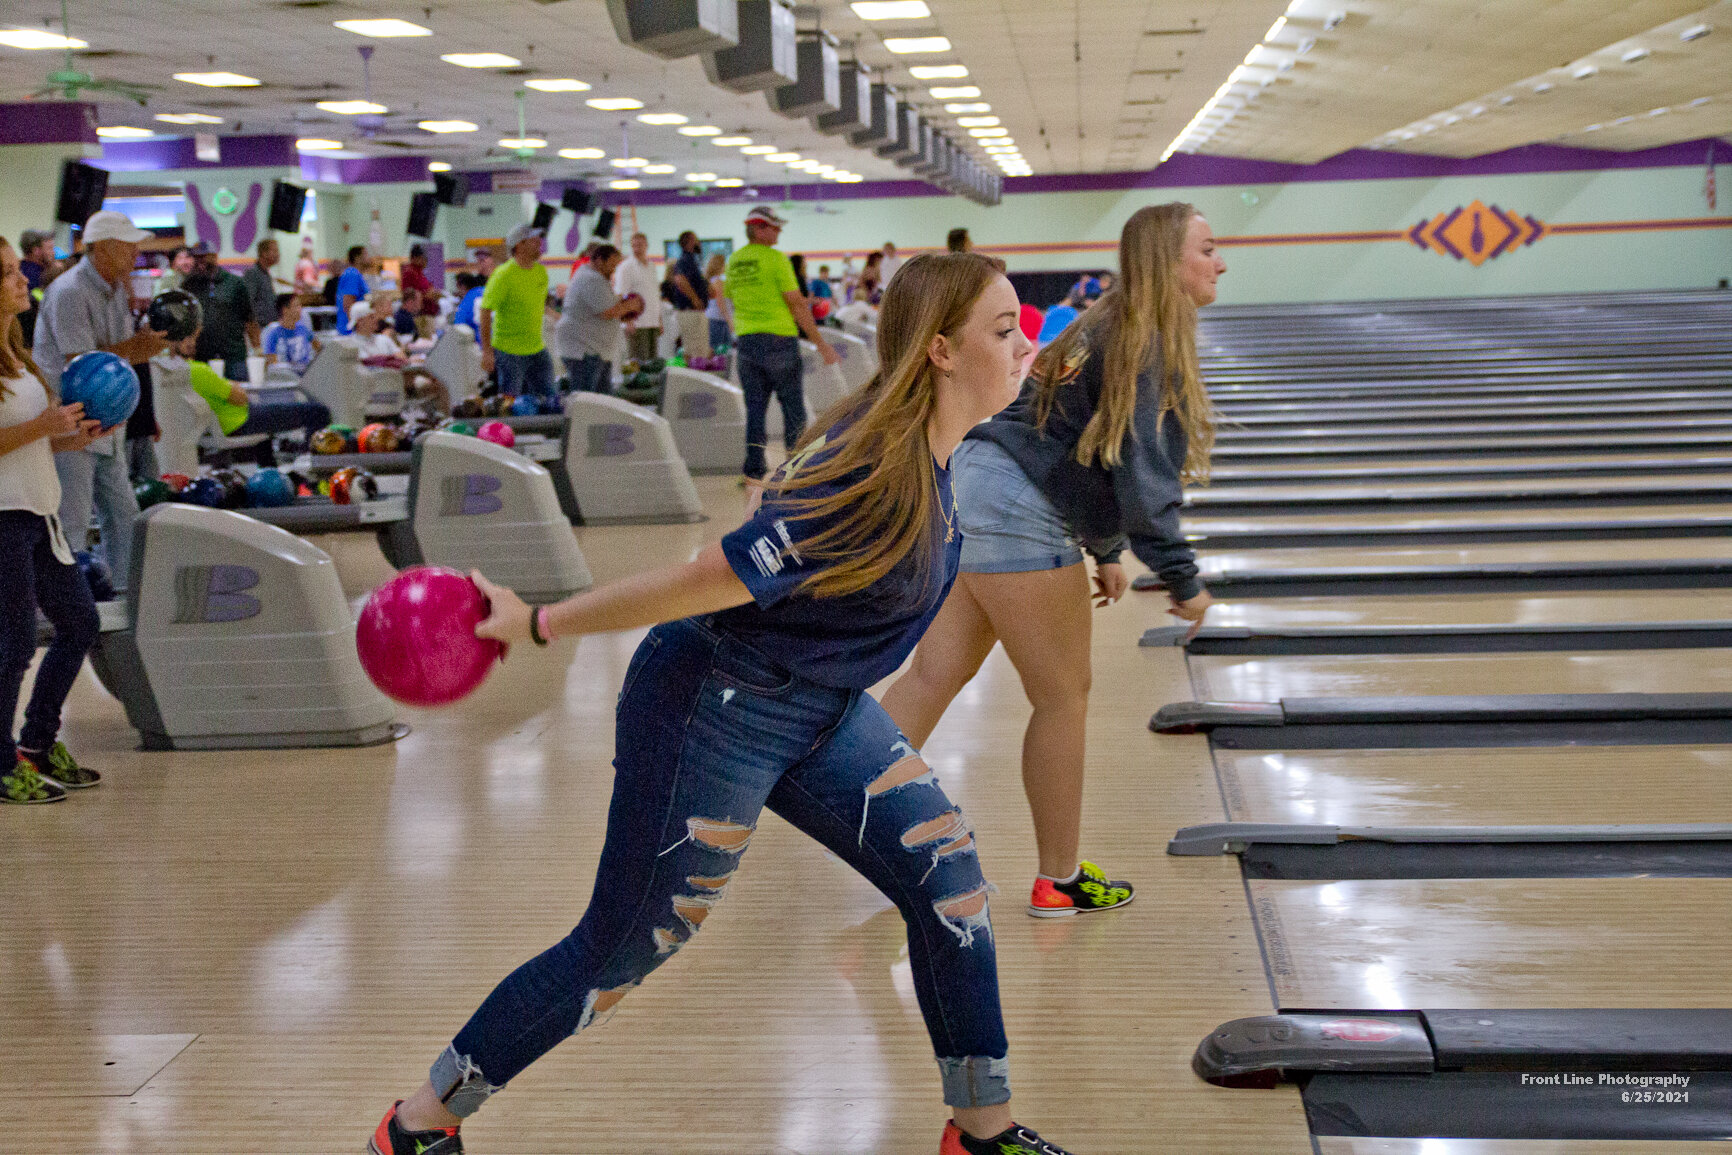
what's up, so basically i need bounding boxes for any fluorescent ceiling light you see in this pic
[910,64,968,79]
[0,28,86,49]
[713,136,753,147]
[610,179,640,190]
[642,163,676,174]
[175,71,260,87]
[587,96,644,111]
[767,152,802,162]
[1621,47,1650,63]
[638,112,689,125]
[955,116,999,127]
[836,174,865,182]
[155,112,223,125]
[884,36,951,53]
[1571,64,1597,79]
[686,172,718,181]
[851,1,931,18]
[929,85,979,99]
[296,138,344,151]
[442,53,520,68]
[680,125,722,136]
[317,100,388,115]
[96,126,154,139]
[559,147,606,159]
[741,144,778,155]
[984,144,1018,153]
[968,127,1007,137]
[428,161,452,172]
[333,18,429,37]
[526,78,591,92]
[945,103,991,113]
[714,177,744,187]
[419,120,478,133]
[499,137,546,149]
[610,157,648,168]
[1680,23,1710,41]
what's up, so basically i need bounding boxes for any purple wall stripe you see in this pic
[97,134,296,171]
[0,101,99,145]
[298,153,434,185]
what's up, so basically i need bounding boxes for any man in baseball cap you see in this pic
[79,210,151,247]
[723,204,840,481]
[479,222,555,400]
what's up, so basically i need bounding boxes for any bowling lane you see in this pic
[1317,1138,1730,1153]
[1188,473,1732,506]
[1206,590,1732,630]
[1187,649,1732,701]
[1250,877,1732,1008]
[1212,452,1732,482]
[1212,747,1732,828]
[1200,538,1732,572]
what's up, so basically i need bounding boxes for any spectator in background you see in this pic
[185,244,258,383]
[703,251,729,352]
[667,230,712,359]
[612,232,661,365]
[470,246,499,283]
[479,223,555,401]
[261,293,318,375]
[858,250,884,304]
[810,263,834,303]
[18,229,55,347]
[788,254,811,303]
[391,289,422,340]
[154,245,194,298]
[879,240,903,283]
[157,326,330,466]
[293,238,320,294]
[399,244,439,334]
[334,246,370,336]
[34,211,167,591]
[947,227,972,253]
[339,301,405,361]
[242,238,279,332]
[451,273,485,338]
[557,243,640,394]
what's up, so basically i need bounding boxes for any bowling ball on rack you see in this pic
[59,352,140,429]
[159,472,192,494]
[509,394,540,417]
[476,420,515,449]
[540,393,566,416]
[358,423,400,453]
[180,477,224,508]
[453,397,484,420]
[311,427,348,455]
[355,566,504,707]
[482,394,512,417]
[246,468,295,508]
[441,419,477,436]
[329,466,360,505]
[210,468,250,509]
[133,478,171,510]
[145,289,203,341]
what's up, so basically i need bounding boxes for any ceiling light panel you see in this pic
[155,112,223,125]
[713,136,753,146]
[945,103,991,113]
[0,29,86,49]
[884,36,952,54]
[525,78,592,92]
[96,126,154,139]
[637,113,690,125]
[296,138,343,151]
[333,19,430,37]
[586,97,645,110]
[929,86,980,99]
[174,71,259,87]
[679,125,723,135]
[441,53,521,68]
[419,120,478,133]
[559,147,606,159]
[909,65,968,79]
[851,1,932,18]
[317,100,388,115]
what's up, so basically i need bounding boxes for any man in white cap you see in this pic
[34,210,167,589]
[478,222,554,401]
[723,205,839,480]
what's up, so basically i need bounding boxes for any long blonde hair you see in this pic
[0,238,48,397]
[1031,202,1212,482]
[764,251,1004,599]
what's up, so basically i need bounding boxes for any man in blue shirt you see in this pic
[668,230,712,358]
[261,293,318,375]
[334,246,370,336]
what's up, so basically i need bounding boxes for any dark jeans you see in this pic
[562,354,610,394]
[0,512,99,767]
[430,617,1010,1117]
[707,316,730,351]
[736,332,805,479]
[233,400,334,466]
[494,349,556,399]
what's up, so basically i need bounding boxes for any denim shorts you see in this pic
[952,438,1084,574]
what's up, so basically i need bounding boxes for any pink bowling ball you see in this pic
[356,566,504,707]
[476,420,516,449]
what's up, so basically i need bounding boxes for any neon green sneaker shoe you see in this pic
[21,741,101,789]
[2,757,67,803]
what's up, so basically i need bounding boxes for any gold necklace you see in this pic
[937,481,959,542]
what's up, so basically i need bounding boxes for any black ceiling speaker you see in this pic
[434,171,470,206]
[532,202,558,232]
[848,83,895,148]
[606,0,738,59]
[267,180,308,232]
[56,159,108,227]
[561,187,594,214]
[766,36,839,119]
[406,191,439,238]
[702,0,796,93]
[814,61,871,137]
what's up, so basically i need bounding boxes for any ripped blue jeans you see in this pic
[431,616,1010,1115]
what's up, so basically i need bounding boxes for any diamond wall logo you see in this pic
[1408,200,1547,266]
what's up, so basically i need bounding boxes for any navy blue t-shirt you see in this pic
[715,435,961,689]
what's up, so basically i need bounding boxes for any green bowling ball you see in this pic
[133,478,171,509]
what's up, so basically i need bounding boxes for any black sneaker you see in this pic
[21,741,100,789]
[369,1100,463,1155]
[1,757,66,804]
[941,1120,1077,1154]
[1027,859,1133,918]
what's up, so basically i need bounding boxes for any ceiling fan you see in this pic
[28,0,160,105]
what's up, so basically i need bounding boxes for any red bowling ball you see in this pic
[476,420,516,449]
[355,567,504,707]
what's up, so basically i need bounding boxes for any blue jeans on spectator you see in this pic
[736,332,805,479]
[562,355,610,394]
[232,400,333,465]
[494,349,556,400]
[707,317,730,352]
[0,511,99,769]
[427,616,1009,1118]
[54,445,138,592]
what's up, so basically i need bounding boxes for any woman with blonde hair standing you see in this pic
[367,252,1079,1155]
[879,202,1227,918]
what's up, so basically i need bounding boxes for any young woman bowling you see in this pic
[878,203,1227,919]
[369,252,1081,1155]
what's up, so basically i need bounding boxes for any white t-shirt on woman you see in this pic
[0,371,63,517]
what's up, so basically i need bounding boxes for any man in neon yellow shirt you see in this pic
[479,223,555,401]
[723,205,839,480]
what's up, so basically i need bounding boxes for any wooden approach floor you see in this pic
[2,476,1312,1154]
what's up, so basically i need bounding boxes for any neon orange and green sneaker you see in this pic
[1027,859,1133,918]
[2,757,67,804]
[21,741,100,790]
[941,1120,1077,1154]
[369,1100,462,1155]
